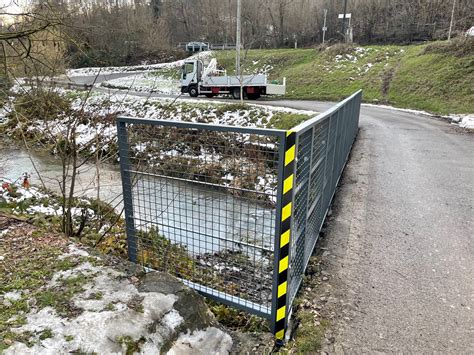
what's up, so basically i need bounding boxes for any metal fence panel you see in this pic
[117,119,287,319]
[117,90,362,341]
[287,91,362,316]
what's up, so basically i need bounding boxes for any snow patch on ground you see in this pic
[449,114,474,129]
[4,242,234,355]
[58,245,91,260]
[0,180,47,203]
[0,101,13,124]
[100,72,181,96]
[167,327,233,355]
[0,227,12,237]
[364,104,473,130]
[3,291,22,305]
[330,47,405,76]
[4,255,186,354]
[0,179,98,221]
[362,103,434,117]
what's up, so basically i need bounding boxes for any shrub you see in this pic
[323,43,356,58]
[11,90,72,123]
[0,74,11,102]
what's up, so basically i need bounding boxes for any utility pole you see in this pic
[322,9,328,44]
[341,0,348,42]
[448,0,456,41]
[236,0,242,76]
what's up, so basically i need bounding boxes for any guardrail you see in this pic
[117,90,362,341]
[177,42,237,51]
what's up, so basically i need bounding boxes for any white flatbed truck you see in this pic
[180,59,286,100]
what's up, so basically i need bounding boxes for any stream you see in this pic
[0,139,276,254]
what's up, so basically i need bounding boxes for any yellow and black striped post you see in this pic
[274,130,296,342]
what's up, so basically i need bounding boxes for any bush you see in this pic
[11,90,72,123]
[323,43,357,58]
[0,74,11,102]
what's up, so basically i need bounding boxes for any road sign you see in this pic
[338,13,352,19]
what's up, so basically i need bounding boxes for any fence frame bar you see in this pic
[116,90,362,342]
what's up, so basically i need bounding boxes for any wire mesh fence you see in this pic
[287,91,362,308]
[117,120,287,318]
[117,90,361,340]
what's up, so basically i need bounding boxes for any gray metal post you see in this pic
[270,134,287,335]
[448,0,456,41]
[117,120,138,262]
[271,131,296,342]
[322,9,328,43]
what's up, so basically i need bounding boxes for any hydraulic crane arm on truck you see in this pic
[180,59,286,100]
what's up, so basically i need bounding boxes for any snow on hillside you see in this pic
[100,72,181,95]
[67,51,213,77]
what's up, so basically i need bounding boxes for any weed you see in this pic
[126,295,145,313]
[104,303,116,311]
[268,112,312,130]
[38,328,54,340]
[36,273,91,317]
[291,313,329,352]
[117,335,143,355]
[208,302,270,333]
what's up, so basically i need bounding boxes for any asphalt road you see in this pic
[67,80,474,352]
[304,104,473,353]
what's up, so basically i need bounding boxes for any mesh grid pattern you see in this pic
[119,122,282,315]
[117,91,362,330]
[288,92,361,308]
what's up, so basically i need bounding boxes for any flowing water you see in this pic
[0,139,275,254]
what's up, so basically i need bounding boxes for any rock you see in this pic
[129,276,139,284]
[3,244,234,354]
[167,327,233,355]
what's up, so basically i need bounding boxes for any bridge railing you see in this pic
[117,90,362,341]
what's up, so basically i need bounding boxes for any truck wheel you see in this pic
[232,88,241,100]
[189,86,199,97]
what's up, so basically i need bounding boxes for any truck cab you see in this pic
[180,60,202,97]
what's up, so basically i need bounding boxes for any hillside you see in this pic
[215,40,474,115]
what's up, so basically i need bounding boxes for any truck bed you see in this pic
[202,74,267,87]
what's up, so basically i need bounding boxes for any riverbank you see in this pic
[0,153,276,317]
[1,212,270,354]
